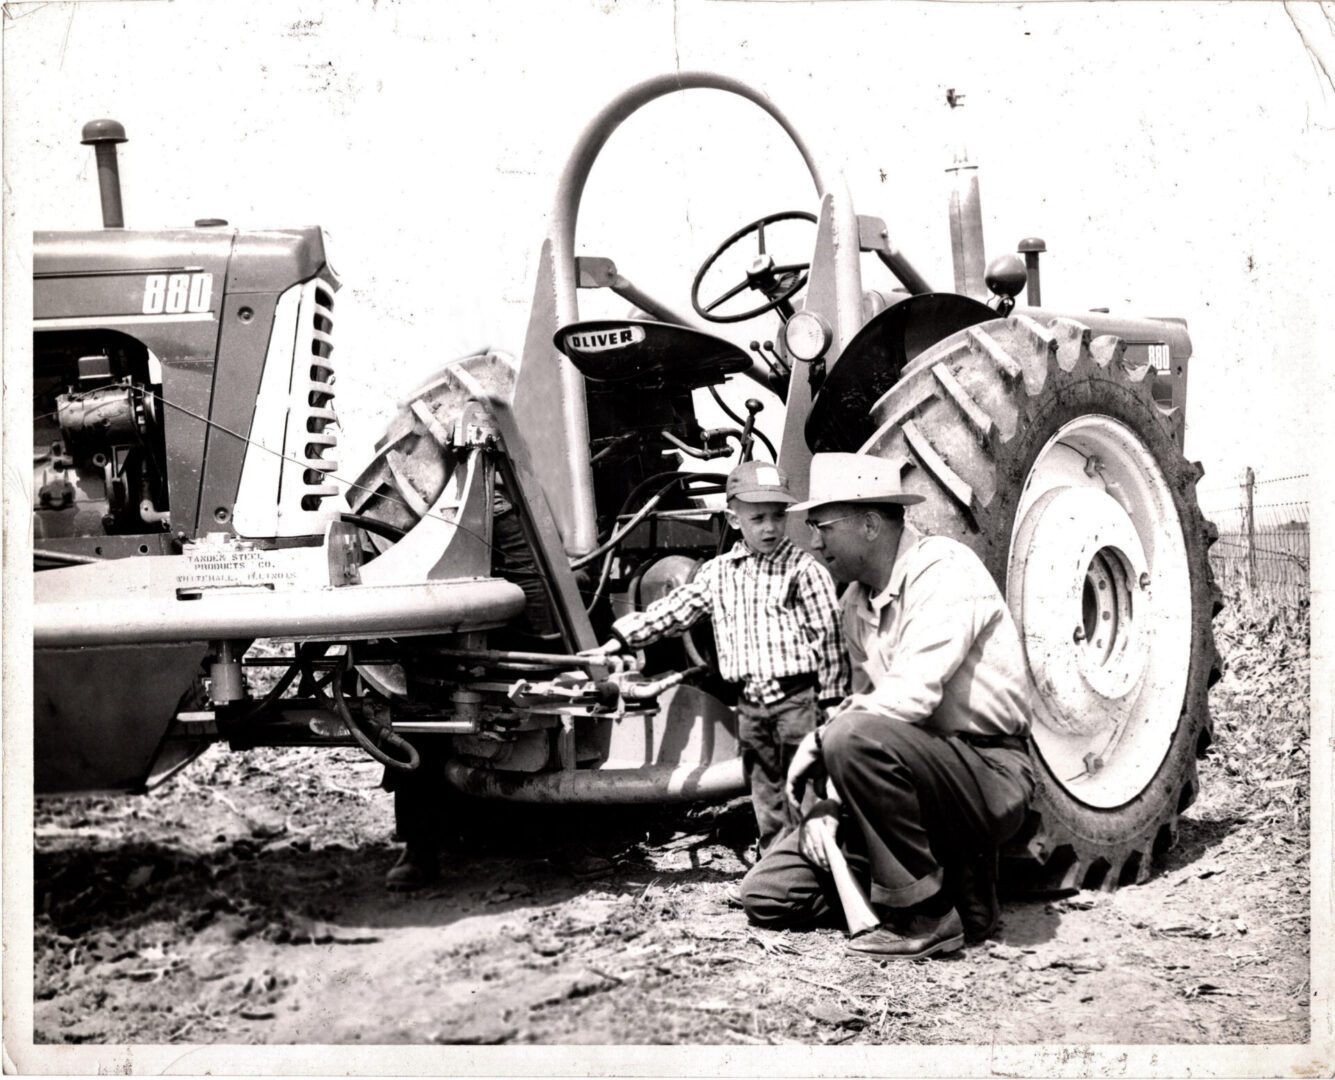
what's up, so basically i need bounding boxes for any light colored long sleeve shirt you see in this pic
[836,524,1032,737]
[611,538,850,706]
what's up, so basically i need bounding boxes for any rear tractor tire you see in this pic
[860,314,1222,891]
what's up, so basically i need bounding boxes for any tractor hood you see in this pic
[33,226,333,317]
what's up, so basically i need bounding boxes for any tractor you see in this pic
[32,72,1220,892]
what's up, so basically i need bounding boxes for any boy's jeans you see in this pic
[737,685,822,855]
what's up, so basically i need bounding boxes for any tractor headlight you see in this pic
[783,310,832,363]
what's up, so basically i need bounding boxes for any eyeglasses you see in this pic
[806,513,859,543]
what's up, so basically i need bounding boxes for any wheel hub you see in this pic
[1011,485,1151,738]
[1008,414,1192,808]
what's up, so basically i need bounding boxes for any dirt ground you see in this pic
[31,606,1311,1047]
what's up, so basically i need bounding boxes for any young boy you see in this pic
[588,460,849,855]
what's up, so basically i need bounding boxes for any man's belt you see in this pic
[741,672,817,705]
[957,732,1030,752]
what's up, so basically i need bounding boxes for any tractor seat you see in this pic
[554,319,751,389]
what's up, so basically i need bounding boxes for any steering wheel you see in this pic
[691,210,817,324]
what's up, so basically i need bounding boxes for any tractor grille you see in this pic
[232,277,341,538]
[295,281,339,513]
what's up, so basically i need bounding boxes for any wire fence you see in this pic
[1197,470,1309,609]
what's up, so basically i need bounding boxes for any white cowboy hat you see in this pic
[787,452,925,514]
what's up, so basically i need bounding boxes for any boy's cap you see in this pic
[726,460,796,504]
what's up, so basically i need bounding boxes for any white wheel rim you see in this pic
[1007,415,1192,808]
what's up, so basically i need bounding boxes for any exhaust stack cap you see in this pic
[80,119,128,229]
[80,119,127,146]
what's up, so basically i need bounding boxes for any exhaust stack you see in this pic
[81,119,127,228]
[945,89,986,300]
[1018,237,1046,306]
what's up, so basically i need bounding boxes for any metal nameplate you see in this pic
[174,546,301,592]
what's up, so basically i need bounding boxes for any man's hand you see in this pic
[798,799,841,870]
[785,729,822,809]
[579,639,622,658]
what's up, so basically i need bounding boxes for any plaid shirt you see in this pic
[611,539,850,706]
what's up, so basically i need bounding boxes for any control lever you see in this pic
[753,340,792,399]
[738,399,764,463]
[748,340,789,381]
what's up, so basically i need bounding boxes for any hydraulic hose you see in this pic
[573,471,728,612]
[583,542,619,613]
[340,512,407,543]
[569,492,667,571]
[618,469,725,517]
[330,651,421,772]
[238,642,329,725]
[292,642,345,700]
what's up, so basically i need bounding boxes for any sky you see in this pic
[4,0,1332,521]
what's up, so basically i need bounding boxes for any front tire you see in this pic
[346,351,517,549]
[859,314,1222,890]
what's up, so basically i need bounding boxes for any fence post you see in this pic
[1244,467,1257,591]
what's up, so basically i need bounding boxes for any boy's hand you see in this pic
[785,729,822,809]
[579,639,622,658]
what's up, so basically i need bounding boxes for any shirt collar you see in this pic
[722,537,793,562]
[852,524,923,616]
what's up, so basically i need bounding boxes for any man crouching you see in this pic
[740,452,1035,958]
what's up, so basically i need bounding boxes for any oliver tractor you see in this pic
[32,73,1220,892]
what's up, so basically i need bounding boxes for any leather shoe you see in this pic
[385,843,439,891]
[956,852,1001,943]
[846,907,964,959]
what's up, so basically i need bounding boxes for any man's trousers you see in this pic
[740,710,1033,927]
